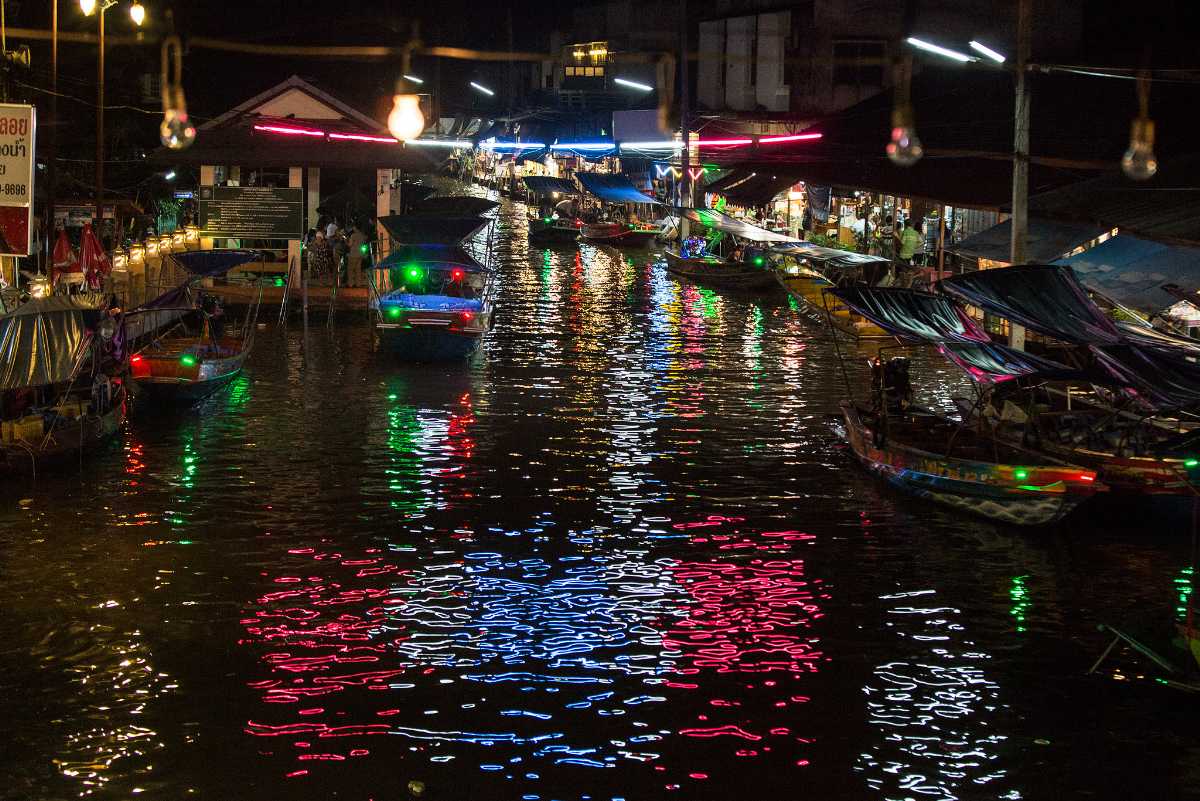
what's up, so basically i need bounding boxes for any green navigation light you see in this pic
[405,264,423,281]
[754,256,765,266]
[1186,459,1199,468]
[387,306,403,319]
[1014,468,1028,480]
[274,277,285,287]
[179,353,197,367]
[360,243,369,255]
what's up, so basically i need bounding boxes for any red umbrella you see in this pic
[50,228,80,283]
[78,223,110,290]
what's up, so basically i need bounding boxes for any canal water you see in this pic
[1,198,1196,801]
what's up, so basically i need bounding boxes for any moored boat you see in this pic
[579,221,660,247]
[662,249,778,291]
[574,172,665,248]
[771,242,893,337]
[663,207,797,292]
[523,176,583,246]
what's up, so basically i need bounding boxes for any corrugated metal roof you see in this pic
[950,218,1109,262]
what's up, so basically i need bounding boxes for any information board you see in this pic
[198,186,303,239]
[0,104,35,256]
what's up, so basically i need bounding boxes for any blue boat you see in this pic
[370,214,496,362]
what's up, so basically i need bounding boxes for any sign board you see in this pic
[0,104,35,255]
[198,185,303,239]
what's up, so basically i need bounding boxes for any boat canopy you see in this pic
[1055,235,1200,316]
[378,215,488,245]
[408,196,500,217]
[576,173,661,205]
[165,249,261,277]
[377,243,486,272]
[681,208,800,243]
[773,241,891,268]
[0,293,107,390]
[830,287,990,344]
[524,176,578,196]
[940,264,1123,345]
[938,342,1088,383]
[1091,342,1200,409]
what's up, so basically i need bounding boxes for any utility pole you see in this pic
[95,5,105,227]
[49,0,57,267]
[1008,0,1031,350]
[678,0,690,239]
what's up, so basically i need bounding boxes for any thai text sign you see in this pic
[198,186,303,239]
[0,104,35,256]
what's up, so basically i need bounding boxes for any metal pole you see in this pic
[48,0,56,269]
[95,6,104,228]
[1008,0,1031,350]
[678,0,690,240]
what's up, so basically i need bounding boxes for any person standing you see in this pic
[896,218,923,269]
[346,223,368,288]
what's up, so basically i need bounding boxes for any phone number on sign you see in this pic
[0,183,27,197]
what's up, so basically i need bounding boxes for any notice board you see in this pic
[198,186,303,239]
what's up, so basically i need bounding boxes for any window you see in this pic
[833,40,885,87]
[565,66,576,77]
[584,67,595,77]
[595,66,604,77]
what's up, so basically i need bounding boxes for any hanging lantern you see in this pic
[129,243,145,266]
[159,37,196,151]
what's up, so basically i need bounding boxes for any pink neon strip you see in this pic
[253,124,324,137]
[329,132,398,144]
[759,133,823,143]
[696,138,754,146]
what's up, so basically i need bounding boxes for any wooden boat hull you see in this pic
[0,385,127,476]
[775,268,891,338]
[579,223,658,247]
[131,340,250,403]
[664,250,778,291]
[377,324,484,361]
[840,401,1101,526]
[528,222,580,246]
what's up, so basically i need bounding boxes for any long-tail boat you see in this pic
[575,172,663,248]
[663,208,796,291]
[127,250,264,403]
[771,242,894,337]
[522,176,583,246]
[369,214,495,361]
[0,294,127,476]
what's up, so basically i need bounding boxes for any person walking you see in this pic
[346,223,368,288]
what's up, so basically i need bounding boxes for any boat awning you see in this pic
[681,208,800,243]
[941,264,1123,345]
[379,215,488,245]
[772,241,891,269]
[165,249,261,277]
[939,342,1088,383]
[377,243,485,271]
[1090,342,1200,410]
[0,294,107,390]
[830,287,991,344]
[408,196,500,217]
[719,172,802,207]
[576,173,661,205]
[950,218,1109,263]
[524,176,579,196]
[1054,235,1200,316]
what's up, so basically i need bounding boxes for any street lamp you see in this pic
[129,0,144,25]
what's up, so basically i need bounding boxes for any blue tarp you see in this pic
[168,249,261,277]
[378,292,482,312]
[576,173,661,205]
[1055,235,1200,315]
[524,176,578,195]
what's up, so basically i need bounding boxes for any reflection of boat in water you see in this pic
[771,242,893,337]
[663,208,795,292]
[523,176,583,246]
[370,213,495,361]
[0,294,127,475]
[128,250,264,404]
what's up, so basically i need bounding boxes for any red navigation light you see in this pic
[130,354,143,364]
[1078,474,1095,482]
[459,311,474,322]
[451,269,465,281]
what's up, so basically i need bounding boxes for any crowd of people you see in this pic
[304,217,370,287]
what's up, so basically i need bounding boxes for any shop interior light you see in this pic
[470,82,495,96]
[906,37,977,63]
[969,40,1007,63]
[614,77,653,92]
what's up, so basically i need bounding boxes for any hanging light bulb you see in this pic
[1122,118,1157,180]
[159,38,196,151]
[79,0,97,15]
[387,93,425,142]
[886,105,923,167]
[1122,73,1157,181]
[129,1,145,26]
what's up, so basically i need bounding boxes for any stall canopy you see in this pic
[940,264,1123,345]
[0,294,106,390]
[950,218,1109,263]
[576,173,661,205]
[830,287,990,344]
[379,215,488,245]
[718,172,803,207]
[523,176,578,196]
[408,197,500,217]
[681,208,800,243]
[1054,235,1200,315]
[166,249,262,278]
[378,244,485,272]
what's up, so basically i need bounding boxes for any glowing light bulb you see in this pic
[886,106,923,167]
[387,94,425,142]
[1121,118,1158,180]
[160,108,196,150]
[79,0,96,15]
[129,1,145,26]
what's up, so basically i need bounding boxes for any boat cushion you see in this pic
[379,293,482,312]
